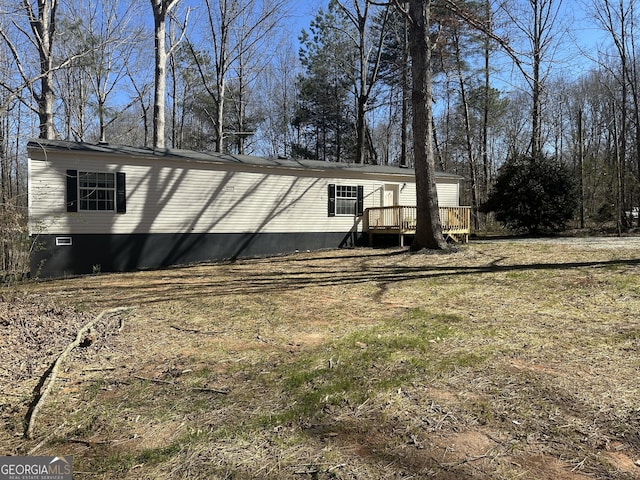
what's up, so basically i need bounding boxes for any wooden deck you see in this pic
[365,206,471,246]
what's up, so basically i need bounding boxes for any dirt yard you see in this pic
[1,237,640,479]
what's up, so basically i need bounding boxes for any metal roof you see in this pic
[27,139,463,180]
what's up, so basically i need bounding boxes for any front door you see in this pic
[383,184,399,226]
[383,184,398,207]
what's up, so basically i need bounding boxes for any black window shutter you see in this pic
[357,185,364,216]
[328,184,336,217]
[66,169,78,212]
[116,172,126,213]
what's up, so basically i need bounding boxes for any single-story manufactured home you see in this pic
[28,139,469,277]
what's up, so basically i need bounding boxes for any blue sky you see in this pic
[286,0,612,85]
[285,0,326,36]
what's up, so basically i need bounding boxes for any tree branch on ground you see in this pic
[24,306,136,440]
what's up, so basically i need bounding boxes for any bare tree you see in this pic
[55,35,91,140]
[189,0,286,153]
[56,0,144,142]
[591,0,636,232]
[498,0,565,156]
[126,64,153,146]
[451,25,482,229]
[22,0,58,139]
[481,0,494,197]
[254,39,299,157]
[227,1,285,154]
[0,1,94,140]
[336,0,390,164]
[150,0,188,149]
[85,1,142,143]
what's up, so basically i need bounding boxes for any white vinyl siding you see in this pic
[435,180,459,207]
[28,151,460,236]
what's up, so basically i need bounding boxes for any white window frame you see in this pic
[335,185,358,216]
[78,171,116,212]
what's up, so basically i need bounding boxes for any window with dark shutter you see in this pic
[66,169,78,212]
[329,184,364,216]
[116,172,126,213]
[328,184,336,217]
[70,171,126,213]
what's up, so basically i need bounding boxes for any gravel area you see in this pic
[474,235,640,249]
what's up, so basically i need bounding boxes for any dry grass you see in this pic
[2,238,640,479]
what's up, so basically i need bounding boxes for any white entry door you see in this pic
[383,184,399,226]
[383,184,399,206]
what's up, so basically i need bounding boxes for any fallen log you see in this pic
[24,306,135,439]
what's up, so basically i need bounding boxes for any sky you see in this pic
[283,0,615,91]
[282,0,327,40]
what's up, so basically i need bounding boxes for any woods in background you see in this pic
[2,0,640,273]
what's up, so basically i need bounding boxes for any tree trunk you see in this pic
[578,109,585,229]
[151,0,181,149]
[216,78,225,153]
[408,0,447,251]
[127,68,151,147]
[236,59,245,154]
[356,14,367,164]
[454,29,481,230]
[40,3,56,140]
[170,33,177,148]
[25,0,58,139]
[98,91,107,143]
[531,0,542,156]
[400,13,409,167]
[482,0,491,199]
[39,77,55,139]
[152,8,167,149]
[356,94,367,163]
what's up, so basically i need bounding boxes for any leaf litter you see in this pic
[1,238,639,479]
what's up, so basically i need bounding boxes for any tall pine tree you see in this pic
[293,1,356,162]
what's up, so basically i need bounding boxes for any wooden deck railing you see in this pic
[365,205,471,244]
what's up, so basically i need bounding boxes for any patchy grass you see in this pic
[2,239,640,479]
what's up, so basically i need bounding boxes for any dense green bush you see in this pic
[482,154,578,234]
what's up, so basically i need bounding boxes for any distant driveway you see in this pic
[473,236,640,250]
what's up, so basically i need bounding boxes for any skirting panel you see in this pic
[30,231,364,278]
